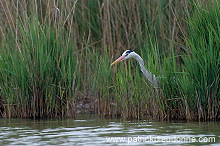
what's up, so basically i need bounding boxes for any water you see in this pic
[0,114,219,146]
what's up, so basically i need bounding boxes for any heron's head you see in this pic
[111,50,135,66]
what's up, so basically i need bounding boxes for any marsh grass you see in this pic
[181,3,220,120]
[0,18,76,118]
[0,0,219,120]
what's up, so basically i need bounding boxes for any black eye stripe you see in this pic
[126,50,133,54]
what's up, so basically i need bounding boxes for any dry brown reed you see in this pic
[0,0,219,120]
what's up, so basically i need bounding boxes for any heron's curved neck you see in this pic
[133,53,158,89]
[133,53,144,66]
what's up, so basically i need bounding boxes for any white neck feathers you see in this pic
[132,53,158,89]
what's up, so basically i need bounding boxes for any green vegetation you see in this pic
[0,0,219,121]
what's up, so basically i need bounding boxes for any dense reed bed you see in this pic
[0,0,219,121]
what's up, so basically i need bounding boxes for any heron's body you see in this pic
[111,50,158,90]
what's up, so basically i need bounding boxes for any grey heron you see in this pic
[111,50,159,90]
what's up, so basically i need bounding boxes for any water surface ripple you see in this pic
[0,115,219,145]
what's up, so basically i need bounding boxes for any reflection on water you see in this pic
[0,114,219,145]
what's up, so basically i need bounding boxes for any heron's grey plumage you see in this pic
[114,50,159,93]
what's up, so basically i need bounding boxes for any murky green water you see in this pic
[0,114,219,146]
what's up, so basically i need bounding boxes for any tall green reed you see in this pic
[181,2,220,120]
[0,17,76,118]
[0,0,219,120]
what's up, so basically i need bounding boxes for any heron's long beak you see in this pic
[110,56,125,66]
